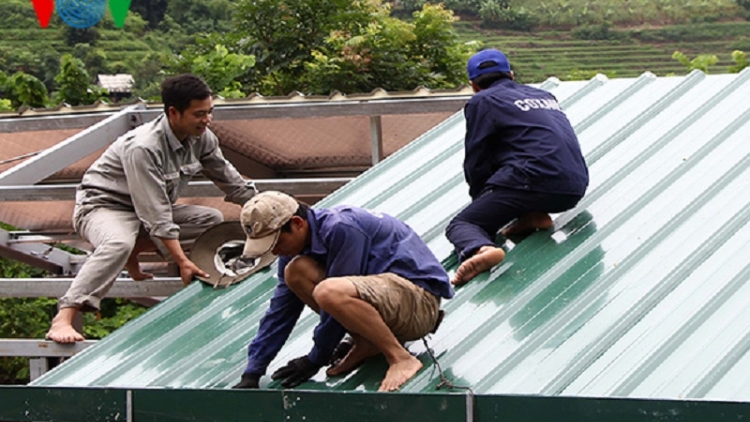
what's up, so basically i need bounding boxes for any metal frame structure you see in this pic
[0,95,470,172]
[0,95,470,276]
[0,178,351,202]
[0,278,183,298]
[0,340,97,381]
[0,105,144,186]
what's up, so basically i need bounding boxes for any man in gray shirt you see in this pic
[46,74,258,343]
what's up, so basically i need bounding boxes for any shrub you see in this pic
[571,23,628,40]
[479,0,537,31]
[0,99,12,112]
[672,50,719,73]
[729,50,749,72]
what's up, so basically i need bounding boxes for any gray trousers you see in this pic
[60,204,223,311]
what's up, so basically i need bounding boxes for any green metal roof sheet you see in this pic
[33,69,750,401]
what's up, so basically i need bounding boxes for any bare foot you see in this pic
[125,247,154,281]
[125,260,154,281]
[126,267,154,281]
[327,337,381,376]
[451,246,505,286]
[46,321,85,344]
[501,212,553,236]
[379,355,423,392]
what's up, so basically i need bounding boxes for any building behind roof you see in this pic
[97,73,135,101]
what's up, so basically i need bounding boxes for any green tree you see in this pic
[396,0,481,15]
[63,26,99,48]
[305,4,472,93]
[0,71,7,97]
[729,50,749,72]
[672,50,719,73]
[53,54,108,106]
[131,0,169,29]
[166,0,234,33]
[156,15,194,54]
[233,0,471,95]
[72,44,111,79]
[37,48,62,91]
[7,72,48,108]
[479,0,537,30]
[0,72,12,111]
[0,46,61,92]
[0,0,38,27]
[0,71,10,111]
[410,5,472,87]
[171,42,256,97]
[233,0,381,95]
[129,52,170,101]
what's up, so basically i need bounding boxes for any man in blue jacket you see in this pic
[233,191,454,391]
[447,49,589,286]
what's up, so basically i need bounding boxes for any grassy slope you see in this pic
[455,20,750,83]
[0,25,156,67]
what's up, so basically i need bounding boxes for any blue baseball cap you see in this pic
[467,49,511,81]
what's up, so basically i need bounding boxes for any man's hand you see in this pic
[159,238,208,285]
[271,356,321,388]
[177,259,209,286]
[232,373,260,389]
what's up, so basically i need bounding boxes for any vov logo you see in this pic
[31,0,132,29]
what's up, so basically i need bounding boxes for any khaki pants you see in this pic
[60,204,222,311]
[348,273,440,342]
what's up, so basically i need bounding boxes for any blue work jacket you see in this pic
[243,206,453,376]
[463,79,589,199]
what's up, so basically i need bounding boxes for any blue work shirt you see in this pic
[463,79,589,199]
[244,206,453,376]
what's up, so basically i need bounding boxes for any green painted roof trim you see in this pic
[4,386,750,422]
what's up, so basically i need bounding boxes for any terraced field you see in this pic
[455,20,750,82]
[0,27,157,65]
[2,16,748,86]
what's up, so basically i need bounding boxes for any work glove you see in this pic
[232,373,260,389]
[271,356,321,388]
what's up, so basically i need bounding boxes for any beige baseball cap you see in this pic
[240,191,299,259]
[190,222,277,288]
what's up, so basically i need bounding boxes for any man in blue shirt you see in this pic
[233,191,453,391]
[446,49,589,286]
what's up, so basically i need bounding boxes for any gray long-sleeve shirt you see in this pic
[76,114,256,239]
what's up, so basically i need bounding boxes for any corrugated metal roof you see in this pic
[33,69,750,401]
